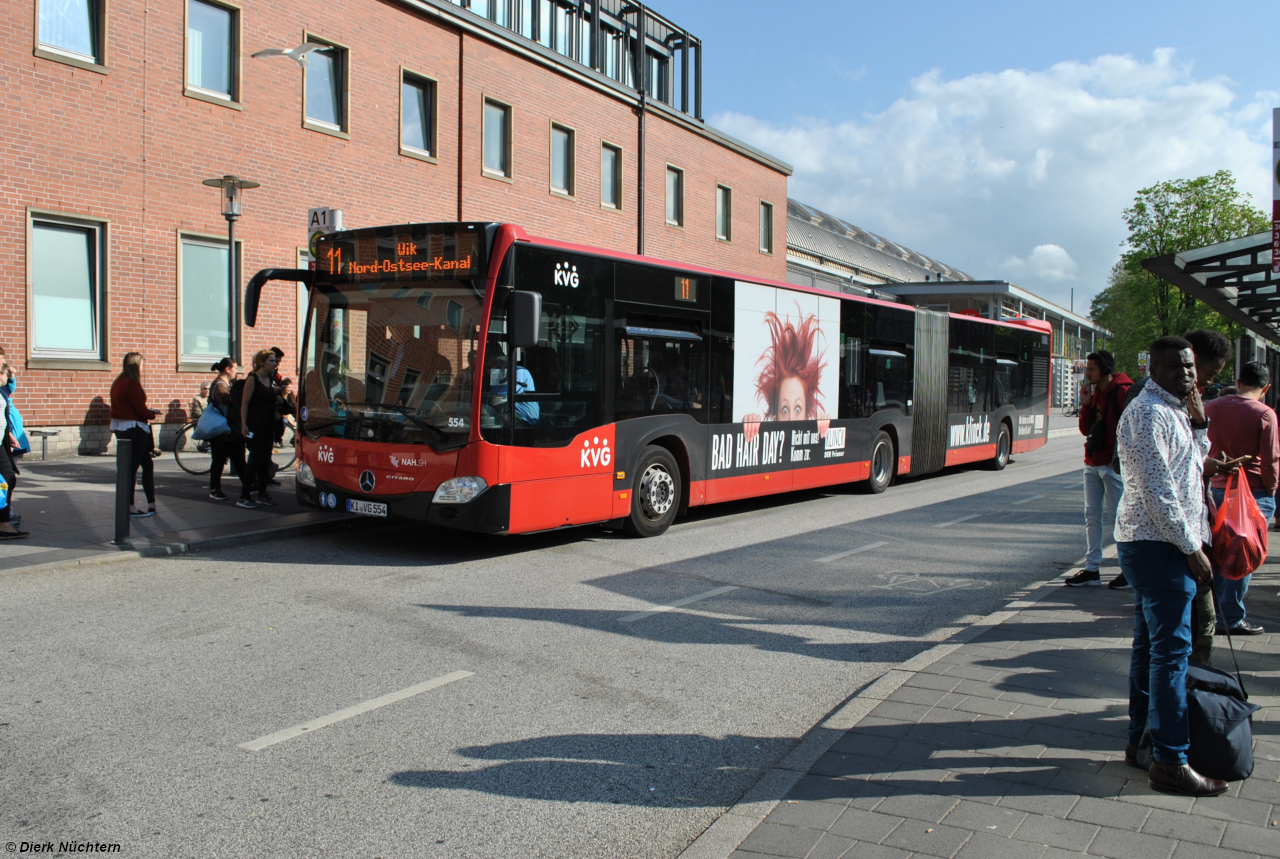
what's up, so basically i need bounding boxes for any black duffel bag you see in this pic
[1184,663,1260,782]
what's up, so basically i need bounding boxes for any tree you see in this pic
[1091,170,1269,378]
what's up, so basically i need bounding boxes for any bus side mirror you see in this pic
[511,290,542,348]
[245,268,311,327]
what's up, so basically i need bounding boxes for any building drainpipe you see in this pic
[633,6,647,257]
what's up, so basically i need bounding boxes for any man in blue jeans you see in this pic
[1205,360,1277,635]
[1065,350,1132,587]
[1115,336,1227,797]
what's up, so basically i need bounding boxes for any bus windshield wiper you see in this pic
[342,401,451,443]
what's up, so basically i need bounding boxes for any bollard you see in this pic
[114,438,132,546]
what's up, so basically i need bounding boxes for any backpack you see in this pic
[226,378,248,434]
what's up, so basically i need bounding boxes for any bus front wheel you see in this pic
[867,431,895,494]
[988,422,1012,471]
[624,446,682,538]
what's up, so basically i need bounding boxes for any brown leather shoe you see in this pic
[1149,762,1227,796]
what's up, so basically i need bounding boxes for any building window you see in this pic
[600,143,622,209]
[401,71,437,159]
[716,184,732,241]
[550,123,574,196]
[483,98,512,178]
[665,166,684,226]
[180,235,236,362]
[759,201,773,253]
[37,0,104,67]
[553,2,573,56]
[517,0,534,38]
[537,0,552,48]
[186,0,238,101]
[30,216,104,360]
[304,36,348,135]
[645,49,668,103]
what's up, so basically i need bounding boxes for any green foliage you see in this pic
[1090,170,1269,379]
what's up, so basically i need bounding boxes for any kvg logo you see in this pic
[580,436,611,468]
[554,262,579,288]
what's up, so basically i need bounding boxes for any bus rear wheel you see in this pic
[624,446,681,538]
[988,422,1012,470]
[866,431,895,494]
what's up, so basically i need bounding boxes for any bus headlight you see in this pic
[297,461,316,487]
[433,476,488,504]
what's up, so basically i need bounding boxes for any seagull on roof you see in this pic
[250,41,330,68]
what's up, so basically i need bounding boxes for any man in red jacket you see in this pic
[1066,350,1134,588]
[1205,360,1277,635]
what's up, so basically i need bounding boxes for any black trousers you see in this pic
[210,435,249,496]
[0,445,16,523]
[114,426,155,507]
[245,431,274,496]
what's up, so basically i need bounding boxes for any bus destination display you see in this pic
[319,230,483,282]
[674,276,698,302]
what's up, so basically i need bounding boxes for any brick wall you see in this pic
[2,0,788,455]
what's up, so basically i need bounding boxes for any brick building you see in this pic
[4,0,790,456]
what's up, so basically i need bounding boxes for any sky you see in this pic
[651,0,1277,317]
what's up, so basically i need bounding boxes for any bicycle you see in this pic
[173,419,297,476]
[1060,402,1081,418]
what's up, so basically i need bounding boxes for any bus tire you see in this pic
[624,446,682,538]
[866,431,895,494]
[988,422,1012,471]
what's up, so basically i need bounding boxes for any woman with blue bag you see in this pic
[205,358,250,502]
[0,363,28,539]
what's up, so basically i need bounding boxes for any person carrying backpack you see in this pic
[1065,350,1133,588]
[207,358,251,503]
[238,349,280,508]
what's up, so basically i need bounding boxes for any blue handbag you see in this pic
[193,403,231,440]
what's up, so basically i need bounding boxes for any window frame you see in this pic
[482,95,514,182]
[600,141,623,212]
[301,32,350,139]
[26,209,110,369]
[715,183,733,242]
[183,0,241,109]
[399,67,439,163]
[665,165,684,227]
[548,121,575,199]
[34,0,108,74]
[758,200,774,254]
[176,230,243,371]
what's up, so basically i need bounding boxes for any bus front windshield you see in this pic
[301,281,485,448]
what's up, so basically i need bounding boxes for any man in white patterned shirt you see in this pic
[1114,336,1226,797]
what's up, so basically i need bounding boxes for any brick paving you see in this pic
[704,565,1280,859]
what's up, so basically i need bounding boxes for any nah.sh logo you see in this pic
[554,262,579,288]
[580,436,611,468]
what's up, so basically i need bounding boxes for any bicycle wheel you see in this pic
[272,422,297,472]
[1060,404,1077,418]
[173,421,213,475]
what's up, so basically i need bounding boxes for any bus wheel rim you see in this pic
[640,466,675,518]
[872,443,890,483]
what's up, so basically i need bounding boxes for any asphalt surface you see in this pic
[1,435,1090,858]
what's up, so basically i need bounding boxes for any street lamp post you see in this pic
[202,175,260,355]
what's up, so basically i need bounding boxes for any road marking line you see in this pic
[934,514,982,529]
[1011,494,1046,505]
[239,670,474,752]
[619,586,739,623]
[816,541,890,564]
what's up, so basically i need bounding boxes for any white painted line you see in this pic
[815,541,890,564]
[619,586,740,624]
[239,670,474,752]
[934,514,982,529]
[1011,494,1046,506]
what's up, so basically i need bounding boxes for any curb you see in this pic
[1047,427,1077,439]
[3,514,387,577]
[676,562,1088,859]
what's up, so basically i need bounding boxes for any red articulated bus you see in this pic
[246,222,1050,537]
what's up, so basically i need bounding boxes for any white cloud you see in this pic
[1003,244,1078,282]
[712,49,1275,314]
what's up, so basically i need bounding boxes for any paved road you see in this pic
[1,436,1091,858]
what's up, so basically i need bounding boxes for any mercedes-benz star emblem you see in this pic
[359,471,376,493]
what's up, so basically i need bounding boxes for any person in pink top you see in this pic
[1205,360,1278,635]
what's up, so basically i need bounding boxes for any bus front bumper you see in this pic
[297,481,511,534]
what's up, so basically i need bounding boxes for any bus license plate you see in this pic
[346,499,388,517]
